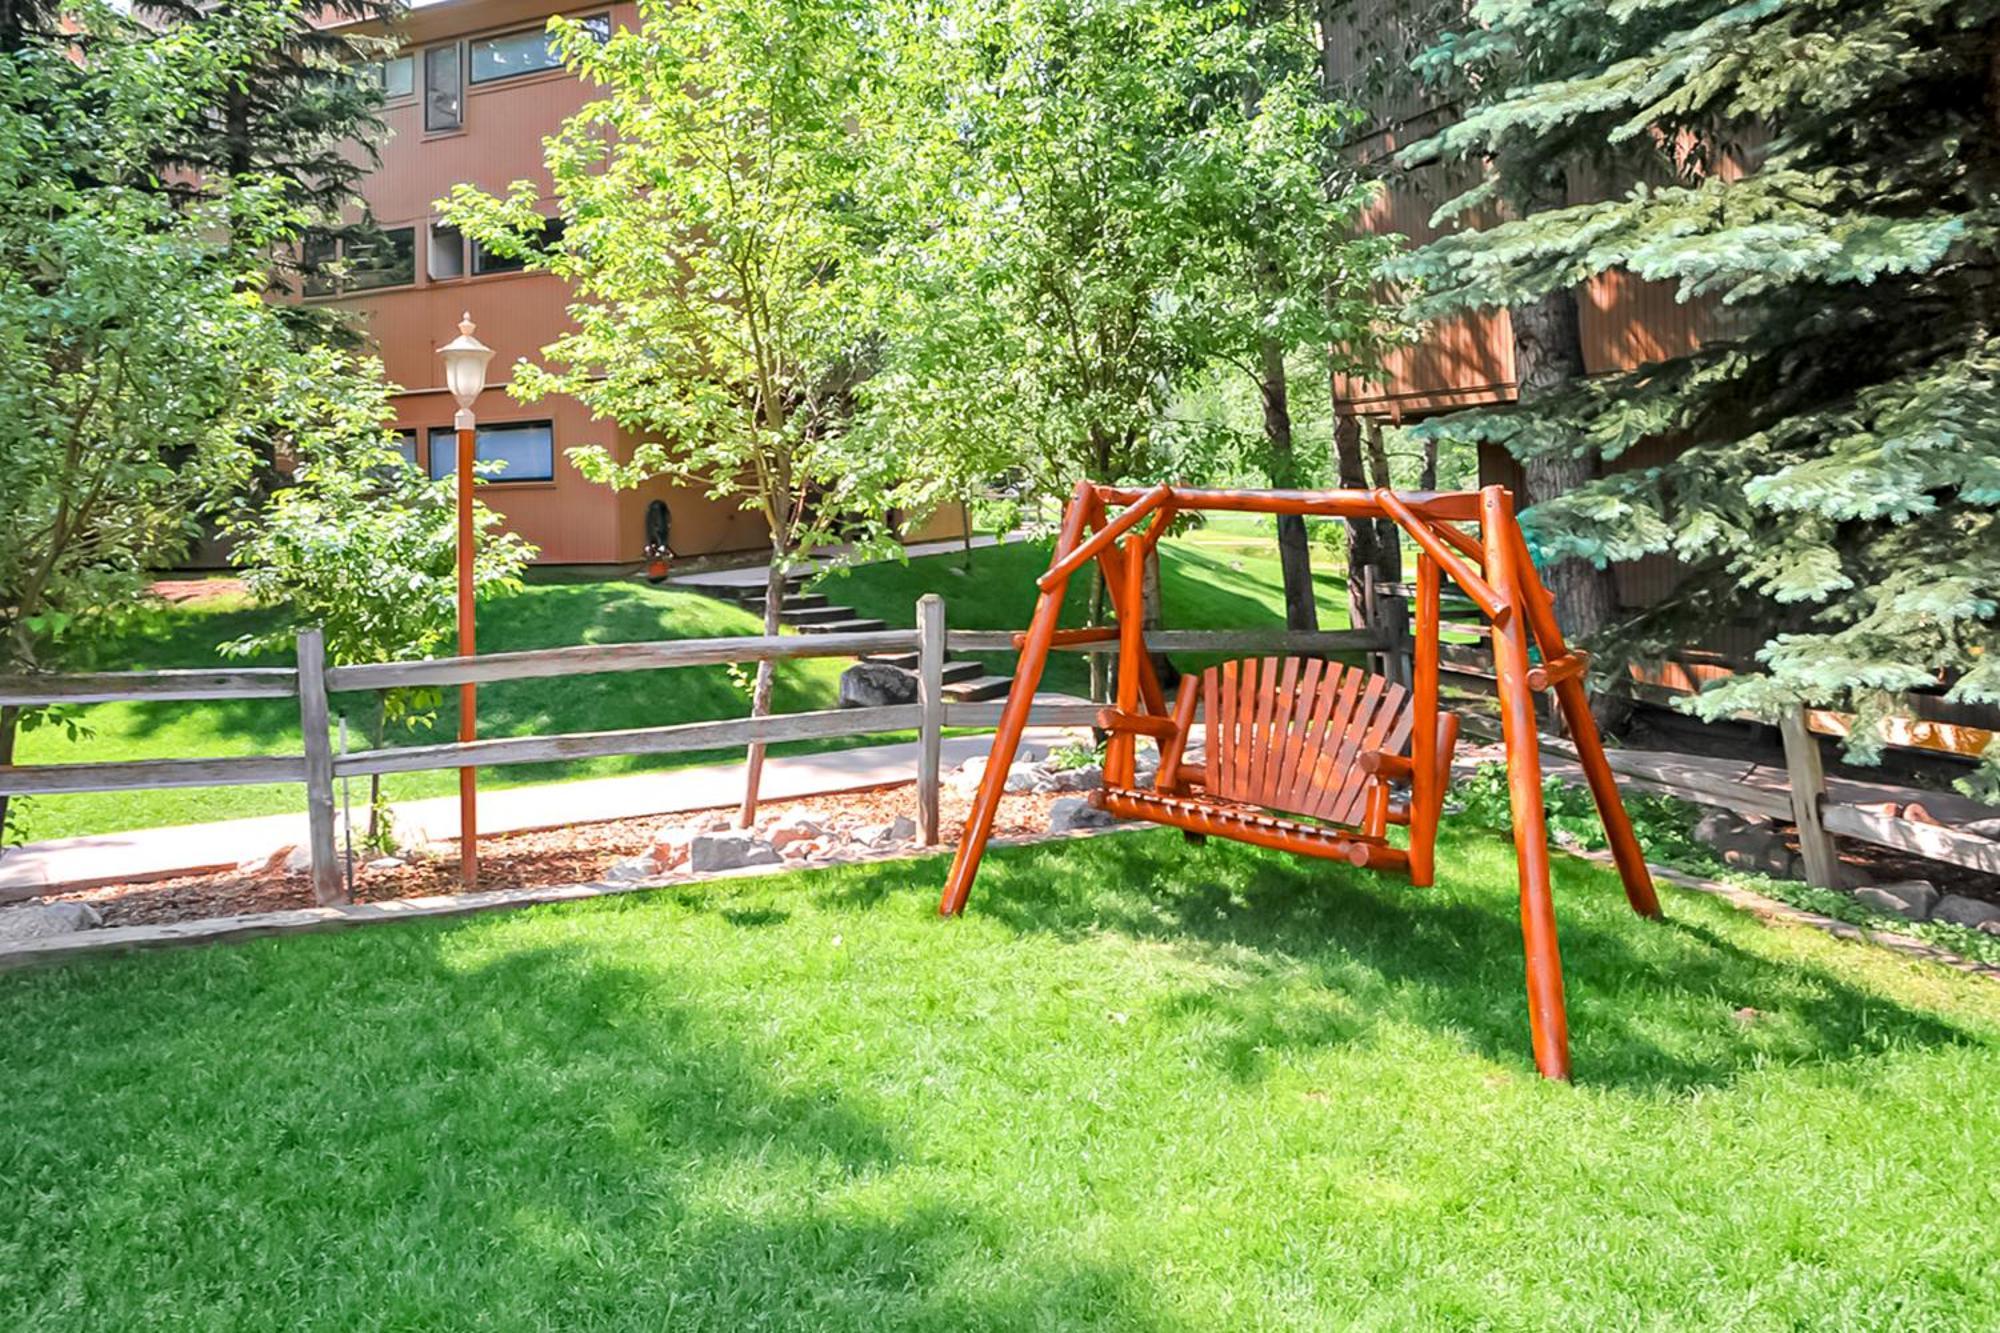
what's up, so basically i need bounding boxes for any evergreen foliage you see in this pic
[1390,0,2000,785]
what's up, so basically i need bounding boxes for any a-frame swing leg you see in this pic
[938,481,1095,917]
[1481,486,1572,1082]
[1499,519,1662,920]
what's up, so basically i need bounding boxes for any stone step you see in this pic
[779,603,863,627]
[858,653,985,685]
[796,617,889,635]
[711,575,808,603]
[862,650,921,669]
[942,674,1016,703]
[743,592,830,614]
[940,659,985,685]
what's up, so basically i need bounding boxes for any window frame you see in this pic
[467,14,609,86]
[423,43,462,133]
[426,419,558,485]
[427,221,466,281]
[299,225,417,298]
[370,54,416,102]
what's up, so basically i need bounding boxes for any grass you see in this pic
[3,828,1998,1328]
[12,580,847,841]
[817,517,1351,697]
[15,520,1341,842]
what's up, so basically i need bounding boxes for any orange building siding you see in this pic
[318,0,960,565]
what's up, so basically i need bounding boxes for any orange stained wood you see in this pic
[937,481,1666,1083]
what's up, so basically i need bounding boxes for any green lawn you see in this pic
[817,518,1351,697]
[12,581,847,842]
[4,828,1997,1328]
[16,522,1343,842]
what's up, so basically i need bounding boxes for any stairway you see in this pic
[684,573,1015,701]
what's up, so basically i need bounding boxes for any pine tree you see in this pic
[1389,0,2000,786]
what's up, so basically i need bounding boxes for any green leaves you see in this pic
[1392,0,2000,788]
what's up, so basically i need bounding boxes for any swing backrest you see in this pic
[1201,657,1415,827]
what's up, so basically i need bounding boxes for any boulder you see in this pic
[766,816,825,853]
[282,843,313,875]
[650,825,698,870]
[839,662,918,709]
[1049,797,1116,833]
[366,856,407,872]
[1003,762,1042,794]
[604,856,662,883]
[948,756,989,793]
[690,831,781,873]
[1693,809,1750,845]
[855,816,917,849]
[1711,819,1792,877]
[1852,880,1940,921]
[1932,894,2000,930]
[1045,764,1103,793]
[0,901,102,942]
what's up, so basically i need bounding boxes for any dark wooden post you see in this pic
[1780,706,1840,888]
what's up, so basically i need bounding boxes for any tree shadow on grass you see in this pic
[0,927,1175,1331]
[847,827,1986,1097]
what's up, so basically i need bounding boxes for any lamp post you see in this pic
[440,314,494,887]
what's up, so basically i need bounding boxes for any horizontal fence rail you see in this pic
[0,668,298,707]
[325,630,922,693]
[3,590,1995,911]
[335,705,922,778]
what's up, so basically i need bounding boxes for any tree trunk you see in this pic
[366,693,388,843]
[739,554,785,826]
[1362,417,1402,586]
[1420,432,1439,491]
[1261,337,1320,633]
[1508,175,1625,729]
[0,704,17,845]
[1333,411,1376,630]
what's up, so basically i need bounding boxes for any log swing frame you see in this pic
[938,481,1663,1081]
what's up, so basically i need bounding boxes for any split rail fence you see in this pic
[0,597,1388,904]
[5,592,1994,903]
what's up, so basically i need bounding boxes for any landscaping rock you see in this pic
[948,756,989,793]
[855,816,917,849]
[1049,797,1116,833]
[0,901,101,942]
[604,856,661,882]
[839,661,919,708]
[1693,809,1750,844]
[1712,819,1792,877]
[1932,894,2000,930]
[650,825,697,870]
[1965,816,2000,841]
[282,843,313,875]
[1003,761,1042,794]
[1044,764,1103,793]
[1852,880,1940,921]
[366,856,406,872]
[766,816,825,853]
[690,831,781,873]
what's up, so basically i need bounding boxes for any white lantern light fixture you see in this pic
[438,312,494,426]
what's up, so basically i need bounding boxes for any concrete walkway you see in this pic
[0,715,1086,900]
[668,532,1020,591]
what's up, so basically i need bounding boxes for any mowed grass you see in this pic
[817,518,1351,697]
[4,828,1998,1329]
[12,580,846,841]
[16,522,1347,841]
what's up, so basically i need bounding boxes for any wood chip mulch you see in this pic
[46,782,1070,929]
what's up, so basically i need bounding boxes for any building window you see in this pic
[428,223,465,280]
[471,217,565,276]
[469,15,608,84]
[389,430,419,467]
[300,226,416,296]
[424,44,461,131]
[428,421,556,483]
[367,55,415,101]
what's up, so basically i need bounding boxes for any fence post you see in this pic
[917,593,946,846]
[1779,705,1840,888]
[296,628,346,905]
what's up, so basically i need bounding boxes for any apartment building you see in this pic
[315,0,961,566]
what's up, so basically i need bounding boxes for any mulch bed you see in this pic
[46,783,1070,929]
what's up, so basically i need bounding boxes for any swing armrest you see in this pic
[1093,708,1180,741]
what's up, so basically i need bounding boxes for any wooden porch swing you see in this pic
[939,482,1663,1081]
